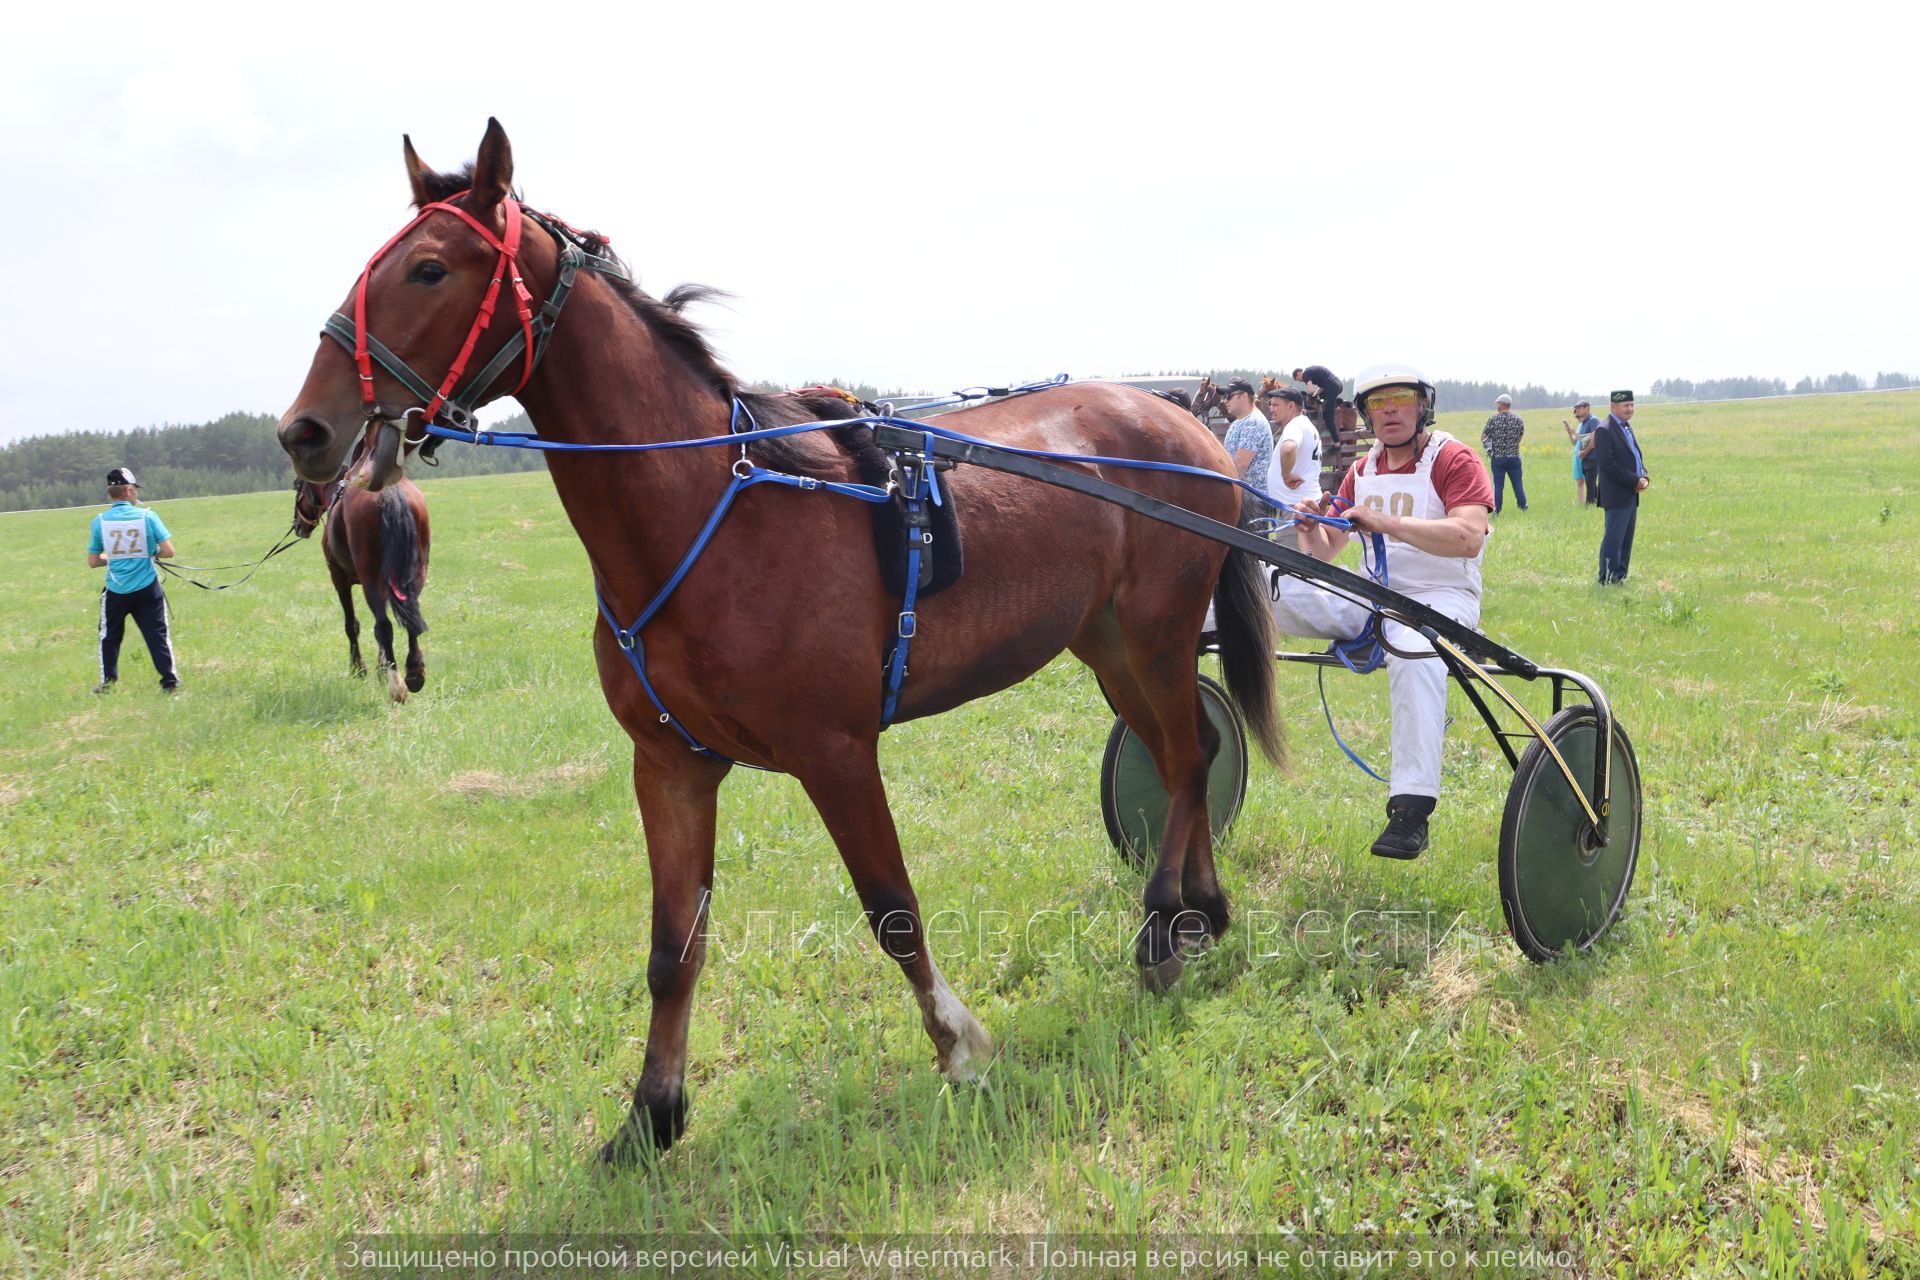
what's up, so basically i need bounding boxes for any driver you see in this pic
[1272,365,1494,859]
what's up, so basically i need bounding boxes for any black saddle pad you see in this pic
[871,465,963,600]
[770,395,965,601]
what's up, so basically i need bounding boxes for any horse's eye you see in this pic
[410,261,448,284]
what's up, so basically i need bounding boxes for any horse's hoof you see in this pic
[350,664,366,678]
[387,670,408,703]
[405,669,425,693]
[938,1017,994,1084]
[1140,952,1185,993]
[598,1093,687,1168]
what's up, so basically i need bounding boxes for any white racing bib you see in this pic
[99,517,151,562]
[1352,431,1485,597]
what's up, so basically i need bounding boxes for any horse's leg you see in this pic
[1177,685,1229,938]
[796,742,991,1080]
[364,587,404,703]
[601,750,727,1165]
[403,625,425,693]
[1080,609,1219,989]
[327,551,364,676]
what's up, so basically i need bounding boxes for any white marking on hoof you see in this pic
[923,964,992,1082]
[387,668,408,703]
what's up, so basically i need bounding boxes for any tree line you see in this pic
[0,411,547,513]
[1650,371,1916,400]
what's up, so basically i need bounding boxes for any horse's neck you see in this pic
[515,291,737,614]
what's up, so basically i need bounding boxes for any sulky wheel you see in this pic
[1498,704,1642,962]
[1100,672,1249,870]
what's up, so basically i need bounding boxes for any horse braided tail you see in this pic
[1211,497,1284,767]
[378,487,428,636]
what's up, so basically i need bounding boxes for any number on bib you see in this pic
[101,519,147,561]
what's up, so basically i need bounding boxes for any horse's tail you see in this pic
[378,487,428,635]
[1212,502,1284,767]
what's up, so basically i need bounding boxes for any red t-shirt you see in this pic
[1338,437,1494,512]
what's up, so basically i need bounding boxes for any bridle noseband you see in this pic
[320,191,628,448]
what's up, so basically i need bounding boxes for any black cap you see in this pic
[1269,387,1306,406]
[1610,389,1633,404]
[1224,377,1256,396]
[107,467,139,487]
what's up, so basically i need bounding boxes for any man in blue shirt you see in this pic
[1590,391,1651,584]
[86,467,180,692]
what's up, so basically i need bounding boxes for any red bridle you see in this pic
[348,192,538,428]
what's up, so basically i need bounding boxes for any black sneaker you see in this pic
[93,679,117,695]
[1370,794,1435,860]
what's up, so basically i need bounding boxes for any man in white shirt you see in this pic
[1264,387,1323,549]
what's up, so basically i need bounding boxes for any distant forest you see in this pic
[4,369,1914,512]
[0,411,546,513]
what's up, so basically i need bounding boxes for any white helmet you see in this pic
[1352,363,1436,430]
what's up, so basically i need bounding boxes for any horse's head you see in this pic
[280,118,547,490]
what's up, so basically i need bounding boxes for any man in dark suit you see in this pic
[1590,390,1651,584]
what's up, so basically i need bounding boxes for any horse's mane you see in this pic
[414,166,876,478]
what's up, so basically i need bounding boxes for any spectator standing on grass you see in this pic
[1219,377,1274,522]
[1591,390,1651,583]
[1562,398,1601,505]
[1481,392,1527,513]
[87,467,180,693]
[1264,387,1322,548]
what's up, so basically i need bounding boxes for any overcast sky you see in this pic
[1,1,1912,444]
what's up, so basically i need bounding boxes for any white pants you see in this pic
[1269,577,1481,799]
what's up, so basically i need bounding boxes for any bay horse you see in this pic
[278,119,1281,1163]
[293,463,430,701]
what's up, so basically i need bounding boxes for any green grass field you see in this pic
[2,392,1917,1277]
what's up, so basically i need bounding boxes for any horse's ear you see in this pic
[402,135,434,209]
[470,118,515,220]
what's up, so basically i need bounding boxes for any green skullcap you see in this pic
[1610,390,1634,404]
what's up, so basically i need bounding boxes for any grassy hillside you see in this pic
[1,393,1916,1276]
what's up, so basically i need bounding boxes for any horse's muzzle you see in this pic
[280,413,348,484]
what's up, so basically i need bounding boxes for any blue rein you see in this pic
[423,380,1376,768]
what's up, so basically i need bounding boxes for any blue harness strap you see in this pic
[595,456,893,767]
[1313,527,1394,781]
[880,433,942,726]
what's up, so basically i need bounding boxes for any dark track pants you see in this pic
[1598,505,1639,584]
[1490,456,1527,512]
[99,581,178,688]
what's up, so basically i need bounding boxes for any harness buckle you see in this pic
[897,610,917,639]
[731,457,755,480]
[615,629,636,652]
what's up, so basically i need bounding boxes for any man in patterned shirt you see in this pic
[1219,377,1274,523]
[1481,393,1527,514]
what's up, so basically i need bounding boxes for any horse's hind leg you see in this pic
[797,740,991,1081]
[601,750,728,1166]
[364,588,405,702]
[403,626,425,693]
[327,553,364,676]
[1078,612,1220,989]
